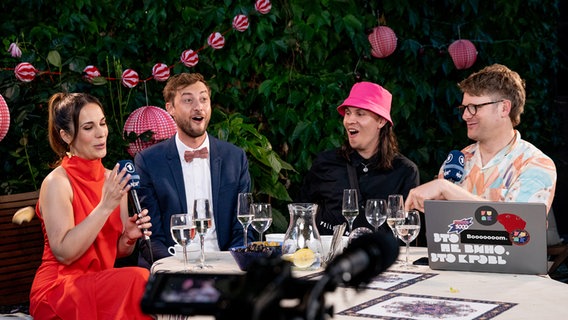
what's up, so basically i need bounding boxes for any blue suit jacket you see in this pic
[134,134,252,268]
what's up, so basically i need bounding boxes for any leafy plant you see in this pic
[0,0,564,234]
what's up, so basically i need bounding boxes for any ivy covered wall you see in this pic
[1,0,564,230]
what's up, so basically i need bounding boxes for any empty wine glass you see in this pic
[365,199,387,232]
[396,210,421,268]
[342,189,359,234]
[237,193,254,247]
[387,194,405,238]
[170,213,195,271]
[251,203,272,242]
[193,198,213,269]
[348,227,374,245]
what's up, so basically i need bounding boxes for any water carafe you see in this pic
[282,203,324,270]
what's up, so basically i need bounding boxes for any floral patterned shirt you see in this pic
[438,130,557,212]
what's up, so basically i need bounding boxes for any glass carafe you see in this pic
[282,203,324,270]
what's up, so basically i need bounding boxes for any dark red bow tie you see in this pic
[184,148,208,162]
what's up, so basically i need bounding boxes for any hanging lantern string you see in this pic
[3,1,271,85]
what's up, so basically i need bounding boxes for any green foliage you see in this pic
[0,0,564,232]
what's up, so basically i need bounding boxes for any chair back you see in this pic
[0,190,42,306]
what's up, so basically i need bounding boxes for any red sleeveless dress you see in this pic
[29,156,152,319]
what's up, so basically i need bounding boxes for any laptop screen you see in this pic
[424,200,547,275]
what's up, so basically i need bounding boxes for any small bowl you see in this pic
[229,246,273,271]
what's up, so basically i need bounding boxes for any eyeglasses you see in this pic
[457,100,504,116]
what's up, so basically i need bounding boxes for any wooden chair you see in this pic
[0,190,43,306]
[548,243,568,274]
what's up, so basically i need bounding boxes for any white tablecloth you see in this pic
[150,247,568,319]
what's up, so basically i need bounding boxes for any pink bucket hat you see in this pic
[337,82,393,126]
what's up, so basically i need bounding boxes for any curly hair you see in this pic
[458,64,526,127]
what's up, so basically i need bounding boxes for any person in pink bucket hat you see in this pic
[298,81,420,236]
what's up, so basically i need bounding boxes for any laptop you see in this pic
[423,200,548,275]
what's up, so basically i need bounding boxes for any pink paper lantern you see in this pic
[180,49,199,67]
[368,26,397,58]
[207,32,225,50]
[152,63,170,82]
[232,15,249,32]
[14,62,37,82]
[448,39,478,70]
[123,106,177,157]
[0,94,9,142]
[121,69,139,88]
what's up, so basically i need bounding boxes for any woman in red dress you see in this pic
[30,93,153,319]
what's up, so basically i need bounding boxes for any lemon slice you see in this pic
[293,248,315,268]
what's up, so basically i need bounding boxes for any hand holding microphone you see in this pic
[118,160,154,262]
[442,150,465,183]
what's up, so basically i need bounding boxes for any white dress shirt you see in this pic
[175,133,220,252]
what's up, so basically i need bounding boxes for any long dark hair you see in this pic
[47,92,103,167]
[339,122,399,170]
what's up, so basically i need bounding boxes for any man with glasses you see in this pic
[404,64,556,216]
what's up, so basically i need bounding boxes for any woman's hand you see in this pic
[123,208,152,242]
[101,163,131,214]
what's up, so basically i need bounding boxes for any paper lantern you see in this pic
[368,26,397,58]
[207,32,225,50]
[448,39,478,70]
[232,15,249,32]
[0,94,9,142]
[255,0,272,14]
[123,106,177,157]
[14,62,37,82]
[83,65,101,82]
[121,69,139,88]
[181,49,199,67]
[152,63,170,82]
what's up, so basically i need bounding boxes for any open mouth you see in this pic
[192,116,204,122]
[348,129,359,136]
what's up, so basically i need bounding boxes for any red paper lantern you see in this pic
[232,14,249,32]
[121,69,139,88]
[207,32,225,50]
[368,26,397,58]
[255,0,272,14]
[448,39,478,70]
[152,63,170,82]
[14,62,37,82]
[123,106,177,157]
[83,65,101,82]
[0,94,9,142]
[181,49,199,68]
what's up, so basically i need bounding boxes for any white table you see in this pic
[150,247,568,319]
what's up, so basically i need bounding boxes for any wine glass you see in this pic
[348,227,374,245]
[251,203,272,242]
[342,189,359,234]
[170,213,195,271]
[387,194,405,238]
[237,193,254,247]
[396,210,421,267]
[193,198,213,269]
[365,199,387,232]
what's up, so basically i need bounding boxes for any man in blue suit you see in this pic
[134,73,252,268]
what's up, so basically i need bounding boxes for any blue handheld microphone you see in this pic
[118,160,152,247]
[442,150,465,183]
